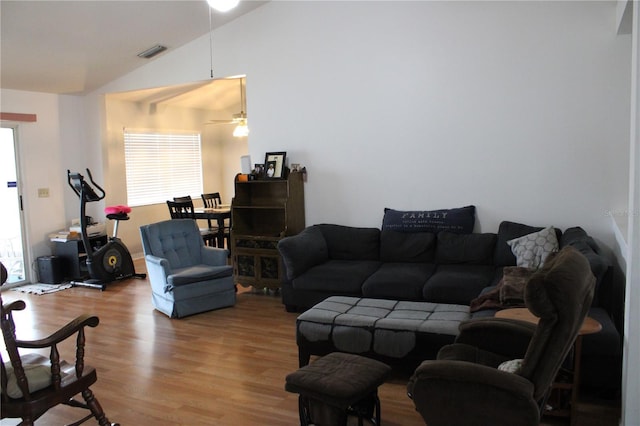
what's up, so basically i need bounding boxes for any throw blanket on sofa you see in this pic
[470,266,533,312]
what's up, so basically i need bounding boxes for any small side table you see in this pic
[495,308,601,426]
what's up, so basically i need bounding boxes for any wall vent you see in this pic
[137,44,167,59]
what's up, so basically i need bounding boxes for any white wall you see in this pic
[94,1,631,250]
[622,1,640,423]
[0,89,90,279]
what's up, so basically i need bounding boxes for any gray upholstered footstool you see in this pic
[285,352,391,426]
[296,296,470,367]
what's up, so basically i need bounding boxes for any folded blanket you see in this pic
[470,266,533,313]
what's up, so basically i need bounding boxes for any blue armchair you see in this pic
[139,219,235,318]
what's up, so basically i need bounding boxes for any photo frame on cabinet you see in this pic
[264,151,286,179]
[254,163,265,178]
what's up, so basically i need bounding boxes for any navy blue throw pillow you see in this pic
[382,205,475,234]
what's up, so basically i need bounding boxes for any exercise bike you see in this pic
[67,169,146,290]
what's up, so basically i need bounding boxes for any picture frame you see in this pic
[264,151,287,179]
[253,163,265,179]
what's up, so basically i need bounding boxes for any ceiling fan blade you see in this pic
[206,119,234,124]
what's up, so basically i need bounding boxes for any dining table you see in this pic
[193,205,231,248]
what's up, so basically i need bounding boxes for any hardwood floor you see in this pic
[0,260,620,425]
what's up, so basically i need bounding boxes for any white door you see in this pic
[0,126,27,284]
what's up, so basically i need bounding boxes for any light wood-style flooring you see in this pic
[1,260,620,425]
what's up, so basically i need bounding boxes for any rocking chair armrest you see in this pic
[2,300,26,313]
[455,317,536,360]
[15,314,99,349]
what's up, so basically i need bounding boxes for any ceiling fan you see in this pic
[206,77,249,136]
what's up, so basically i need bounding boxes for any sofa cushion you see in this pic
[424,265,496,305]
[317,224,380,261]
[507,226,559,269]
[380,230,436,262]
[292,260,382,293]
[3,354,59,398]
[168,264,233,287]
[494,221,562,267]
[362,263,437,300]
[278,226,329,280]
[381,205,475,234]
[435,232,497,265]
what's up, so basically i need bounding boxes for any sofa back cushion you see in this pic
[381,205,476,234]
[380,230,436,262]
[436,231,497,265]
[317,224,380,260]
[560,227,612,307]
[140,219,203,269]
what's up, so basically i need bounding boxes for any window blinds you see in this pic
[124,129,203,207]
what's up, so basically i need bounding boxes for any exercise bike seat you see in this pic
[105,205,131,221]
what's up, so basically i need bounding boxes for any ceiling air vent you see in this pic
[137,44,167,59]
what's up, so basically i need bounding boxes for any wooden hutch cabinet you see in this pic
[231,171,305,290]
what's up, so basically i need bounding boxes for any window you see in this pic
[124,129,203,207]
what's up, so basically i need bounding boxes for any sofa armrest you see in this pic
[407,360,539,426]
[455,317,536,360]
[201,246,229,265]
[144,254,171,293]
[278,226,329,280]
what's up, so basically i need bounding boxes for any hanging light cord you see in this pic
[209,7,214,78]
[240,78,245,114]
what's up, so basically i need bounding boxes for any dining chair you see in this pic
[173,195,192,203]
[201,193,231,249]
[166,200,217,247]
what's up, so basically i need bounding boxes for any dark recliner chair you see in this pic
[407,246,596,426]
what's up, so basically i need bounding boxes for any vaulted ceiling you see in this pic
[0,1,266,96]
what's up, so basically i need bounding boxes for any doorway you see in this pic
[0,126,26,284]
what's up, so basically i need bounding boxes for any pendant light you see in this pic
[207,0,239,13]
[233,78,249,137]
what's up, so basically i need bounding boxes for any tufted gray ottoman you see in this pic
[296,296,470,368]
[285,352,391,426]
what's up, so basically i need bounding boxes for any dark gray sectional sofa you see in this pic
[277,219,623,392]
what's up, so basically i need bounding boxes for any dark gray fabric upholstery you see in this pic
[435,231,497,264]
[285,352,391,425]
[285,352,391,408]
[296,296,469,363]
[407,246,596,425]
[317,224,380,260]
[292,260,381,293]
[362,263,436,300]
[278,221,621,392]
[278,225,329,280]
[423,265,496,305]
[519,246,595,400]
[380,229,436,262]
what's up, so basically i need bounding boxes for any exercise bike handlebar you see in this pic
[67,168,106,202]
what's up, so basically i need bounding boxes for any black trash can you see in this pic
[37,255,64,284]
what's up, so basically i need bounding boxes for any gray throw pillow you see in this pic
[507,226,558,269]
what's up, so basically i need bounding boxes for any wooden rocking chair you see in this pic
[0,262,117,425]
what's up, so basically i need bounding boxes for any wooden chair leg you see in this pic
[81,388,117,426]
